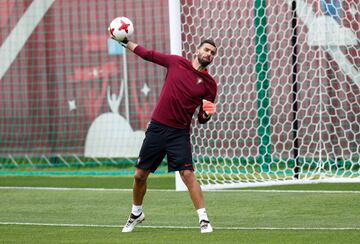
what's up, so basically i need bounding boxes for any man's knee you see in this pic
[134,169,149,183]
[180,170,196,185]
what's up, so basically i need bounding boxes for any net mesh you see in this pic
[1,0,359,184]
[0,0,169,172]
[181,0,360,188]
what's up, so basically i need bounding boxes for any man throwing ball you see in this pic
[118,35,217,233]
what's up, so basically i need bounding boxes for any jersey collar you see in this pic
[189,60,208,74]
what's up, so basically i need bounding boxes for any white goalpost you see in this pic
[168,0,188,191]
[173,0,360,190]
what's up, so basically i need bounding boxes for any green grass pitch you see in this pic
[0,175,359,243]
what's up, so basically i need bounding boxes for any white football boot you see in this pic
[200,220,213,233]
[122,212,145,232]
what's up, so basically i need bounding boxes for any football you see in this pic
[108,17,134,42]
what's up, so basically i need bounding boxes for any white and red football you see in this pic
[108,17,134,42]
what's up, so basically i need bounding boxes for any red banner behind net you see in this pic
[0,0,170,155]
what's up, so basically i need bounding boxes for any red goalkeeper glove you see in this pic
[202,99,215,118]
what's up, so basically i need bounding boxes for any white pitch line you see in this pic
[0,186,360,194]
[0,186,171,192]
[208,189,360,194]
[0,222,359,231]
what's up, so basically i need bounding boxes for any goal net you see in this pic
[1,0,359,186]
[0,0,170,173]
[179,0,360,189]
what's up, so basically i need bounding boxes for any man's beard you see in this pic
[197,56,211,67]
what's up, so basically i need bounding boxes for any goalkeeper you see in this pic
[118,37,217,233]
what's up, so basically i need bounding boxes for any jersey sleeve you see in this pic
[134,45,177,68]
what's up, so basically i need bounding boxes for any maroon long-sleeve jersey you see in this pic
[134,45,217,129]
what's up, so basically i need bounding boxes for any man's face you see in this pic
[196,43,217,67]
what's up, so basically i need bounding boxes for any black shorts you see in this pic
[136,120,194,173]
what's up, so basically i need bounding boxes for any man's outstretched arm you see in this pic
[119,39,174,67]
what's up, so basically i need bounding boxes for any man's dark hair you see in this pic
[199,39,217,49]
